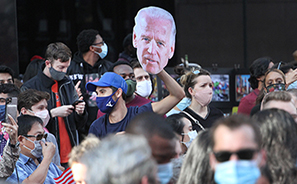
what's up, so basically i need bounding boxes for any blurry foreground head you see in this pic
[81,134,157,184]
[209,114,265,184]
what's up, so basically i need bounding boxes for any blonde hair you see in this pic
[68,134,100,166]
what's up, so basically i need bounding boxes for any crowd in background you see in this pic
[1,5,297,184]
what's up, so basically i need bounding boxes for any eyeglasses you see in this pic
[23,133,48,141]
[92,41,104,46]
[213,149,258,162]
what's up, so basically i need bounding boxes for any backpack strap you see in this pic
[182,111,205,130]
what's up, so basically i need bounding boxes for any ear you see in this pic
[20,107,28,115]
[18,135,25,145]
[45,60,51,67]
[188,87,194,96]
[258,149,267,168]
[132,31,137,48]
[115,88,123,98]
[209,153,217,171]
[168,42,175,59]
[140,175,149,184]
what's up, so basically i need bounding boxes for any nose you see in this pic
[147,41,157,55]
[229,153,239,161]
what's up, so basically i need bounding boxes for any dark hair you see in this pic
[126,112,175,140]
[177,130,214,184]
[248,57,273,89]
[0,84,20,97]
[0,65,14,82]
[210,114,262,149]
[17,89,50,113]
[122,33,132,48]
[17,115,43,136]
[252,109,297,183]
[77,29,99,53]
[180,69,211,98]
[109,60,132,72]
[165,113,187,141]
[45,42,72,63]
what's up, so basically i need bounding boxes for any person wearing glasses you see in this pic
[17,89,62,169]
[67,29,113,138]
[209,114,266,184]
[6,115,62,184]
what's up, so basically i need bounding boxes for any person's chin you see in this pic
[144,64,161,74]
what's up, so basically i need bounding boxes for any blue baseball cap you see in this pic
[85,72,128,94]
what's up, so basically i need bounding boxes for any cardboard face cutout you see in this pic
[133,7,175,74]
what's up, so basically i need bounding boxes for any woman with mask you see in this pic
[238,57,274,115]
[179,69,224,132]
[250,68,286,115]
[166,113,197,154]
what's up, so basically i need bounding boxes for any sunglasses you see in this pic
[213,149,258,162]
[23,133,48,141]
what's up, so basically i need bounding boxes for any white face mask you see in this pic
[181,131,198,148]
[30,109,50,127]
[135,80,152,98]
[93,43,108,59]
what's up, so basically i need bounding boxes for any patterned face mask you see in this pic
[265,83,285,93]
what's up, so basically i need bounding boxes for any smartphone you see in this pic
[5,97,18,124]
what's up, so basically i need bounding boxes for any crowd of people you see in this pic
[1,5,297,184]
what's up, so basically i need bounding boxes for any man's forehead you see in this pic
[0,93,8,99]
[213,124,258,151]
[139,14,172,37]
[264,100,297,114]
[134,68,149,77]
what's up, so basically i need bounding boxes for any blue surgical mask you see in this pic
[94,43,108,59]
[288,80,297,90]
[0,105,5,122]
[157,162,173,184]
[96,91,118,113]
[214,160,261,184]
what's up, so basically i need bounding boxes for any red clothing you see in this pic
[52,82,72,163]
[97,95,152,118]
[237,88,260,115]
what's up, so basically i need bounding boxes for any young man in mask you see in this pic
[6,115,62,183]
[21,42,87,167]
[17,89,62,168]
[67,29,113,136]
[96,61,152,118]
[132,61,153,99]
[209,115,266,184]
[86,69,184,138]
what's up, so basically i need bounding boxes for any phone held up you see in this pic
[0,97,18,124]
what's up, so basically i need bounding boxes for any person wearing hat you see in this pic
[86,70,184,138]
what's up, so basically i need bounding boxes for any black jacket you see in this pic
[21,69,88,149]
[66,52,113,133]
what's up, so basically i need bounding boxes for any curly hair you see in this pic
[77,29,99,54]
[248,57,273,89]
[252,109,297,183]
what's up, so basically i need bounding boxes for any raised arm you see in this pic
[151,70,185,115]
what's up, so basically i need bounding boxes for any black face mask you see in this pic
[49,67,66,81]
